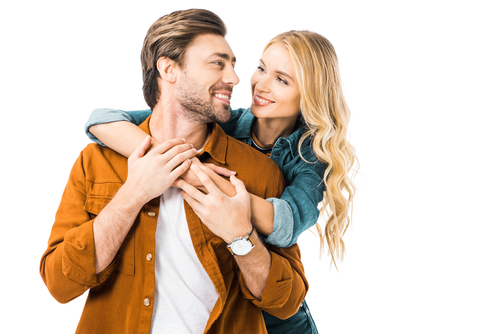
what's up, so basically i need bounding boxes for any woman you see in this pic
[85,30,357,333]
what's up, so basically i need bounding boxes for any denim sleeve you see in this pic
[84,108,152,146]
[264,161,326,248]
[261,198,294,247]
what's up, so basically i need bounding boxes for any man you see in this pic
[40,9,307,334]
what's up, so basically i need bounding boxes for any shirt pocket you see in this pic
[84,192,135,276]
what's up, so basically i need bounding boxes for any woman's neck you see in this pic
[252,116,299,146]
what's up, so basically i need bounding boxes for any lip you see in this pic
[213,91,232,105]
[253,93,274,107]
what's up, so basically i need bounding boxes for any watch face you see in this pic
[232,239,252,256]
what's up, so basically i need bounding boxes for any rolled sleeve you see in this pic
[40,148,118,303]
[62,220,118,286]
[84,108,151,146]
[238,245,308,319]
[261,198,293,247]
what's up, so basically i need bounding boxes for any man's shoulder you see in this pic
[79,143,128,183]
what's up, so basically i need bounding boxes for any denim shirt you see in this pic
[85,107,326,247]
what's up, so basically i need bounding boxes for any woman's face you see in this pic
[250,43,301,122]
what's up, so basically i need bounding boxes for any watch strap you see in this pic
[227,226,256,256]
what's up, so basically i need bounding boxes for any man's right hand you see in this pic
[122,136,197,204]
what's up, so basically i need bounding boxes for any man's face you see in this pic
[176,34,239,124]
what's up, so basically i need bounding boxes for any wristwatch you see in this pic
[226,226,257,256]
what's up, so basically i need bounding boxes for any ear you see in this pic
[157,57,178,83]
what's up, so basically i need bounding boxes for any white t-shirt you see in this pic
[150,187,218,333]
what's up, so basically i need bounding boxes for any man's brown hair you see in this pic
[141,9,227,109]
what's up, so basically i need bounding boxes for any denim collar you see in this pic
[231,110,308,159]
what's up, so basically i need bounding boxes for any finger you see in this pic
[190,157,201,165]
[190,164,222,195]
[164,146,198,170]
[180,190,205,217]
[151,138,187,155]
[204,163,236,177]
[169,159,192,181]
[230,175,248,196]
[176,176,207,204]
[130,136,151,163]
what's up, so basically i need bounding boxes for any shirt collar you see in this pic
[230,109,255,140]
[139,116,228,165]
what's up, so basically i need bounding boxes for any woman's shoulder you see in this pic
[217,107,254,138]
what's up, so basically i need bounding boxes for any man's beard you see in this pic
[176,70,231,124]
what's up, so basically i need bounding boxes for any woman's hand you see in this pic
[176,157,235,190]
[175,164,252,244]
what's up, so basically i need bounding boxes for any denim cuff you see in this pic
[84,108,135,147]
[261,198,293,247]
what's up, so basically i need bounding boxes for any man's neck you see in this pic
[150,99,211,150]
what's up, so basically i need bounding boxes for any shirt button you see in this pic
[147,212,156,217]
[144,298,151,307]
[146,253,153,261]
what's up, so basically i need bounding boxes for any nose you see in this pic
[254,74,271,93]
[223,66,240,86]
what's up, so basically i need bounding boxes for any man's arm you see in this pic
[40,137,197,302]
[94,137,197,272]
[177,164,308,314]
[177,164,271,299]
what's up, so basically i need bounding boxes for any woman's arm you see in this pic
[85,108,152,146]
[268,161,326,247]
[90,121,160,157]
[85,107,277,237]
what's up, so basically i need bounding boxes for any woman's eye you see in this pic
[257,66,265,73]
[277,77,287,84]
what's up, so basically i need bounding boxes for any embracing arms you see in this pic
[85,108,327,246]
[87,109,275,236]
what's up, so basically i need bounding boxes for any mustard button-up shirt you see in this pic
[40,118,308,333]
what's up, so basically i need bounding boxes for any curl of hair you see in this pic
[265,31,359,267]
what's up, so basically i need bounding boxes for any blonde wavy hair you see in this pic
[265,31,358,266]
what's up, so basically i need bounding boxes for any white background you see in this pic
[1,0,499,333]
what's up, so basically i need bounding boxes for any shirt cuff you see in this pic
[261,198,293,247]
[62,219,118,286]
[238,252,293,308]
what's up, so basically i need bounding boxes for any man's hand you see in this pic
[122,136,197,203]
[176,164,252,243]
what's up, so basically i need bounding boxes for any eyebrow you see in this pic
[211,52,236,64]
[260,59,294,82]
